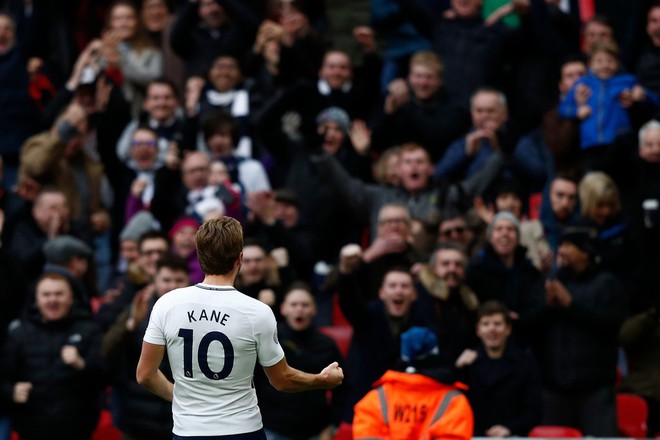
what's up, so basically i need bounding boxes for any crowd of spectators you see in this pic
[0,0,660,438]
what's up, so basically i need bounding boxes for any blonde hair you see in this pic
[372,146,401,184]
[409,50,443,75]
[578,172,621,218]
[588,40,620,60]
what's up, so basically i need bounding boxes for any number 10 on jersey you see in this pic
[178,328,235,380]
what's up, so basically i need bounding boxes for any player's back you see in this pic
[144,283,284,437]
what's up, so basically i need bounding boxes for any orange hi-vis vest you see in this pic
[353,370,473,440]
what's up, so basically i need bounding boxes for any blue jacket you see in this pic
[559,71,659,149]
[434,133,495,182]
[371,0,434,59]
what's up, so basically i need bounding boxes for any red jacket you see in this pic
[353,370,473,440]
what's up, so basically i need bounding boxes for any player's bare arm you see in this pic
[264,357,343,392]
[136,341,174,402]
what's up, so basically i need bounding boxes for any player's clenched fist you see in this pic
[320,362,344,389]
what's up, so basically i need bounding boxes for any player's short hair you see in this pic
[196,217,244,275]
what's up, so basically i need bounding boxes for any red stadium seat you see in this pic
[92,409,121,440]
[12,410,121,440]
[528,192,543,219]
[617,393,648,438]
[334,422,353,440]
[529,425,583,438]
[319,325,353,359]
[332,292,351,327]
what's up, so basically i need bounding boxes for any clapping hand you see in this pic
[455,349,478,368]
[13,382,32,403]
[545,279,572,308]
[385,79,410,114]
[61,345,86,370]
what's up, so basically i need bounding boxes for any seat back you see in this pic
[335,422,353,440]
[319,325,353,359]
[617,393,648,438]
[529,425,583,438]
[92,409,122,440]
[332,292,351,327]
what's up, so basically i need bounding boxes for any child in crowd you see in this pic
[559,41,659,169]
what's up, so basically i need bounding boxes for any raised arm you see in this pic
[169,1,198,59]
[218,0,261,40]
[313,152,382,224]
[391,0,437,41]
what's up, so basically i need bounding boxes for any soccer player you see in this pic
[137,216,343,439]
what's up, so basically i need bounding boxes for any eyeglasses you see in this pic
[183,166,209,174]
[141,248,167,256]
[131,140,158,148]
[441,226,466,237]
[378,218,409,226]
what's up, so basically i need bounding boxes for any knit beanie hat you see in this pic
[560,226,599,256]
[487,211,520,240]
[168,217,200,238]
[401,327,440,372]
[120,211,160,242]
[315,107,350,134]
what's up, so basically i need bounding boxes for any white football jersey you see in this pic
[144,284,284,436]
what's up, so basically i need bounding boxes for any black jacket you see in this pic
[394,0,513,109]
[461,344,543,436]
[625,159,660,312]
[415,282,478,368]
[371,89,470,161]
[0,313,105,439]
[337,271,421,422]
[104,301,173,440]
[467,245,541,317]
[169,0,259,77]
[527,265,626,392]
[256,323,346,439]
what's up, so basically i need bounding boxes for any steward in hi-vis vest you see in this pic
[353,327,473,440]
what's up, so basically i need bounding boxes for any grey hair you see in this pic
[471,87,508,110]
[377,203,411,222]
[638,119,660,149]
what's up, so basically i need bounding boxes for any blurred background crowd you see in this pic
[0,0,659,439]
